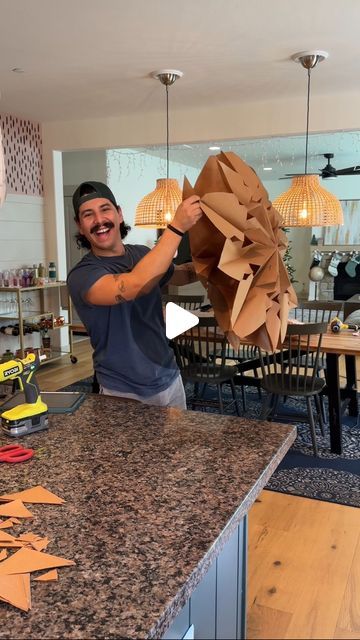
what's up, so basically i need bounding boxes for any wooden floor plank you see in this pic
[336,535,360,635]
[247,603,292,640]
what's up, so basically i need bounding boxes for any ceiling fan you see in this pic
[283,153,360,180]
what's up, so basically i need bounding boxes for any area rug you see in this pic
[61,377,360,508]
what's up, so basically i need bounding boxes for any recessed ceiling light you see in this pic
[12,68,24,73]
[209,146,221,151]
[263,167,272,171]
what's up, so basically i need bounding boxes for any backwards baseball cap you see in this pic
[72,181,118,219]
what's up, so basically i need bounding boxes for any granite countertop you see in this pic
[0,395,296,639]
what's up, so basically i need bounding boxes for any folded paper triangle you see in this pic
[0,549,8,561]
[0,519,14,529]
[0,500,33,519]
[0,546,75,575]
[0,486,65,505]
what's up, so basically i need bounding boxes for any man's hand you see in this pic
[171,195,202,233]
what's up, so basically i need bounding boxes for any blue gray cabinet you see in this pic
[163,517,247,640]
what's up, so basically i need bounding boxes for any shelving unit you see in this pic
[0,282,77,365]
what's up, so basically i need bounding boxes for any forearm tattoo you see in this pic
[113,274,127,304]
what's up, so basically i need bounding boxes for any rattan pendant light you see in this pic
[135,70,183,230]
[273,51,343,227]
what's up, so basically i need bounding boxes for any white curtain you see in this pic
[0,124,6,207]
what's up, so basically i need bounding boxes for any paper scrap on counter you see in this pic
[0,573,31,612]
[0,530,25,548]
[0,486,65,505]
[0,549,8,561]
[0,519,14,529]
[10,517,21,524]
[0,547,75,575]
[0,500,34,519]
[31,537,50,552]
[34,568,58,582]
[17,532,40,542]
[0,530,16,543]
[184,151,298,350]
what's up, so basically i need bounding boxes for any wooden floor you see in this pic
[36,340,360,640]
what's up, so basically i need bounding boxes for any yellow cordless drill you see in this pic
[0,352,48,436]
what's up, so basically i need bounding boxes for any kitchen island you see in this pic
[0,394,295,639]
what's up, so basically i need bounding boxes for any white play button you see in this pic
[165,302,199,340]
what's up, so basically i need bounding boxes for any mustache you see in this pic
[90,221,115,235]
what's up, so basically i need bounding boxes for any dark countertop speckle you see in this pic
[0,395,296,639]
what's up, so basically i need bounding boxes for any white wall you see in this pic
[0,194,45,271]
[62,150,107,187]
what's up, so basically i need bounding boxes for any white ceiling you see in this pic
[2,0,360,176]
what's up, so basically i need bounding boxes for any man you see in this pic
[67,181,202,409]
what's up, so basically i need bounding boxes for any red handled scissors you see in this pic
[0,444,34,463]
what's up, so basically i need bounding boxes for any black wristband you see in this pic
[167,224,184,238]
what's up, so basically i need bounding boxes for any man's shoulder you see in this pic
[67,252,95,280]
[126,243,151,256]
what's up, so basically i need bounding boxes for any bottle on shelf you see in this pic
[32,264,39,285]
[1,349,15,362]
[38,263,46,286]
[2,270,10,287]
[48,261,57,282]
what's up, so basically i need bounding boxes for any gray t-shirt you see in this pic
[67,245,178,397]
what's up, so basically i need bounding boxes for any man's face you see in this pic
[77,197,124,255]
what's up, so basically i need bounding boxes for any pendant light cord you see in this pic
[166,84,169,180]
[305,67,311,175]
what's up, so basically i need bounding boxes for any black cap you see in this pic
[72,181,118,218]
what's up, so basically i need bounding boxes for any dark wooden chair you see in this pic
[291,300,344,422]
[161,293,204,310]
[292,300,343,323]
[172,316,241,415]
[258,321,328,456]
[224,343,262,411]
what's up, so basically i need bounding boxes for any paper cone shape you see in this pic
[0,547,75,575]
[185,151,297,350]
[0,486,65,505]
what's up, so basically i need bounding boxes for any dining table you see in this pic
[307,327,360,454]
[189,309,359,455]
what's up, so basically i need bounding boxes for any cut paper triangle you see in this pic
[165,302,199,340]
[31,537,50,552]
[0,500,33,519]
[10,518,21,524]
[17,533,40,542]
[0,549,7,561]
[0,573,31,611]
[0,486,65,505]
[0,530,16,543]
[0,546,75,575]
[34,568,58,582]
[0,519,14,529]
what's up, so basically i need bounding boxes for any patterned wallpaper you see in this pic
[0,113,43,196]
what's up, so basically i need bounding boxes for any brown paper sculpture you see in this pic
[184,152,298,351]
